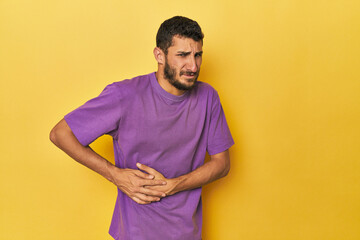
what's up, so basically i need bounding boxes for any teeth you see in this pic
[182,72,196,76]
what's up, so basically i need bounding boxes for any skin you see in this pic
[49,35,230,204]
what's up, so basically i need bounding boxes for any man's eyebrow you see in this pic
[176,51,191,54]
[176,51,203,55]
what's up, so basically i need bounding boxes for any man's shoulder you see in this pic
[194,80,219,97]
[105,72,153,97]
[196,81,215,90]
[112,72,152,88]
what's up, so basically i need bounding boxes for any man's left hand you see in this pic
[136,163,180,196]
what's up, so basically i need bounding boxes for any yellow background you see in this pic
[1,0,359,239]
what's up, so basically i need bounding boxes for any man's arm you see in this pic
[139,150,230,196]
[49,118,167,204]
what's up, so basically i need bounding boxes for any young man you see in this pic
[50,16,234,240]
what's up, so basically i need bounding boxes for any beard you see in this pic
[163,58,199,91]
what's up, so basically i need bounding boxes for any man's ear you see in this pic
[153,47,165,65]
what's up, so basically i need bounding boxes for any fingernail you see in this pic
[162,181,166,185]
[162,193,166,197]
[148,175,154,179]
[136,163,141,167]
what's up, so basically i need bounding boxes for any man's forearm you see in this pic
[140,150,230,196]
[170,150,230,195]
[49,118,116,183]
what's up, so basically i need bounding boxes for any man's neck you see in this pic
[155,71,186,96]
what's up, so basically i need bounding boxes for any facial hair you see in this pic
[163,58,199,91]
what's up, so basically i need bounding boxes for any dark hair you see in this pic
[156,16,204,54]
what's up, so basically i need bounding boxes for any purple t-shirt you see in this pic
[64,72,234,240]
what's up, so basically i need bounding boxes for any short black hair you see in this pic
[156,16,204,54]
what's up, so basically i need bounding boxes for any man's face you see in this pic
[163,36,203,91]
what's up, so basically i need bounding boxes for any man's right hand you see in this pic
[107,164,167,204]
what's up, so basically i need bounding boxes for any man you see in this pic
[50,16,234,240]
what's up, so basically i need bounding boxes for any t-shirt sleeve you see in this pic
[64,83,122,146]
[207,90,235,155]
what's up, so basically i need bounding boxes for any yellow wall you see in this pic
[1,0,359,239]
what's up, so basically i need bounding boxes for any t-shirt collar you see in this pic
[150,72,190,102]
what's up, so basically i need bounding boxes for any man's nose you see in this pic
[186,56,198,72]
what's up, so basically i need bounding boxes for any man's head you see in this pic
[154,16,204,92]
